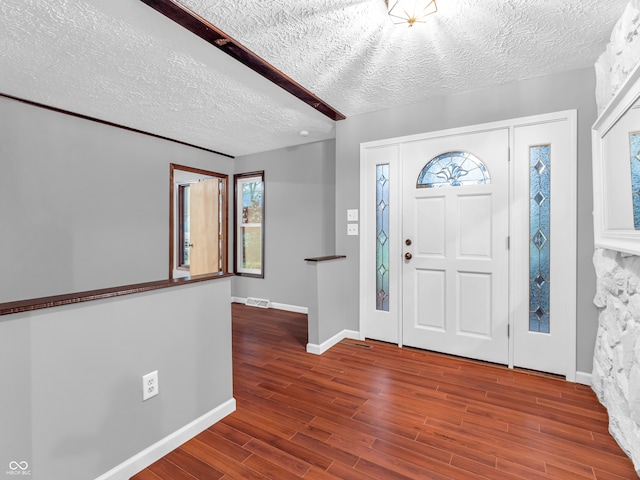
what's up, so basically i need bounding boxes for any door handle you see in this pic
[405,252,412,260]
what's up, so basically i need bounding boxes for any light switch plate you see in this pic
[347,209,359,222]
[347,224,359,236]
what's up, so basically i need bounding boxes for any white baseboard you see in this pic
[271,302,308,314]
[307,329,361,355]
[95,398,236,480]
[231,296,308,314]
[575,370,592,386]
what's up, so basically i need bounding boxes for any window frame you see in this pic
[177,183,190,269]
[169,164,228,278]
[234,171,265,278]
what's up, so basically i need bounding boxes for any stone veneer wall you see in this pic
[593,250,640,475]
[592,1,640,475]
[595,0,640,114]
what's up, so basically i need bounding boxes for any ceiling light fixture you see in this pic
[386,0,437,27]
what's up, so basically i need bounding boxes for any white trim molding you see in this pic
[271,302,309,314]
[231,296,308,314]
[95,398,236,480]
[306,329,362,355]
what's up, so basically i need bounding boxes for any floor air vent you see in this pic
[245,297,271,308]
[341,340,372,349]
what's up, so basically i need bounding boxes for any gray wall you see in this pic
[0,315,31,476]
[0,96,234,303]
[0,96,236,479]
[232,140,336,309]
[306,258,347,347]
[335,66,599,374]
[0,279,233,480]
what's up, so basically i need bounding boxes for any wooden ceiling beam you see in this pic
[139,0,346,121]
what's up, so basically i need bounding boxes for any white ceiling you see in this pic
[0,0,629,157]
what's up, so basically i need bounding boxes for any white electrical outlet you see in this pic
[347,223,359,236]
[142,370,159,401]
[347,209,359,221]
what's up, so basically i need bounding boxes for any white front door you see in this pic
[360,111,577,378]
[401,128,510,365]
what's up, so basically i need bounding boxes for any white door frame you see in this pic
[359,110,577,381]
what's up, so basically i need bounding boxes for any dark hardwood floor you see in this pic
[132,303,637,479]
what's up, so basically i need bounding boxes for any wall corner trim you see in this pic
[95,398,236,480]
[307,329,362,355]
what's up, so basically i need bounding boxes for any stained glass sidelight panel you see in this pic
[376,164,390,312]
[529,145,551,334]
[629,132,640,229]
[417,151,490,188]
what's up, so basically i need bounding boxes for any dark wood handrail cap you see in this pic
[304,255,347,262]
[0,272,234,316]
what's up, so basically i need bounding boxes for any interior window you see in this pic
[170,164,228,278]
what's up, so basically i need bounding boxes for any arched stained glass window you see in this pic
[417,151,490,188]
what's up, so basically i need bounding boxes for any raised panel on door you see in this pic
[457,271,492,338]
[417,197,446,257]
[458,194,492,258]
[415,269,446,331]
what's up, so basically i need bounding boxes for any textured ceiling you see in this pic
[0,0,630,156]
[184,0,629,117]
[0,0,335,157]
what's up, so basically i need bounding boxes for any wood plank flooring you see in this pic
[132,303,637,479]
